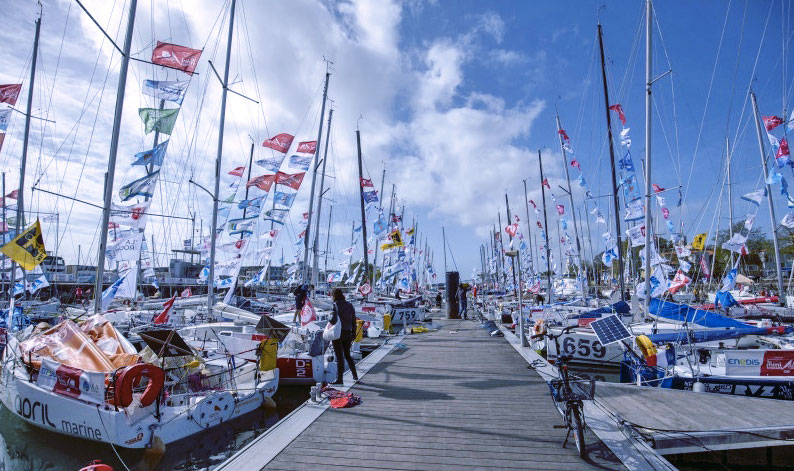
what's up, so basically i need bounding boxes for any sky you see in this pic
[0,0,791,281]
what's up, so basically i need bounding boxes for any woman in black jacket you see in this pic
[329,288,358,384]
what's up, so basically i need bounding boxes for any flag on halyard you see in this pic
[0,84,22,106]
[139,108,179,135]
[151,41,202,75]
[288,154,312,171]
[153,295,176,324]
[255,156,285,172]
[275,171,306,190]
[119,171,159,201]
[296,141,316,154]
[763,116,784,131]
[228,166,245,177]
[691,232,708,251]
[246,174,276,191]
[262,133,294,153]
[0,109,11,132]
[142,79,189,104]
[132,140,169,167]
[609,103,627,125]
[1,220,46,270]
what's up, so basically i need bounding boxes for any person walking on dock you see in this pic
[330,288,358,384]
[457,284,469,320]
[292,284,312,325]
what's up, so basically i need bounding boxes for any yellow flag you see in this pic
[1,219,46,270]
[691,232,707,251]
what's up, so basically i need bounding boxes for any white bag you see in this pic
[323,319,341,341]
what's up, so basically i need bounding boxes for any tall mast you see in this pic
[643,0,653,313]
[505,194,517,296]
[726,137,734,268]
[538,149,553,303]
[324,205,333,276]
[311,108,334,286]
[372,165,386,287]
[207,0,237,315]
[751,91,785,305]
[355,129,370,286]
[302,72,331,282]
[94,0,137,312]
[522,180,535,273]
[555,114,586,300]
[597,22,626,300]
[442,226,447,276]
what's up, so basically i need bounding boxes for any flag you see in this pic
[142,79,188,104]
[181,287,192,298]
[625,224,646,247]
[119,171,159,201]
[618,151,635,172]
[255,156,285,172]
[273,191,296,207]
[602,247,618,267]
[263,209,289,225]
[609,104,627,125]
[363,190,379,204]
[288,154,312,171]
[358,282,372,296]
[679,259,692,273]
[106,232,143,265]
[542,178,550,189]
[0,220,46,270]
[505,223,518,237]
[722,233,747,253]
[5,189,18,199]
[340,246,354,256]
[229,166,245,177]
[238,196,263,210]
[0,109,11,132]
[27,275,49,294]
[555,204,564,215]
[275,171,305,190]
[667,270,691,294]
[138,108,179,135]
[741,189,766,205]
[782,212,794,229]
[620,127,632,147]
[373,215,387,235]
[570,159,580,170]
[661,207,669,219]
[720,268,738,293]
[262,133,294,153]
[691,232,707,250]
[536,221,543,229]
[153,295,176,325]
[624,199,644,221]
[558,129,570,140]
[763,116,784,131]
[644,345,676,367]
[132,140,169,167]
[109,201,150,229]
[528,199,536,208]
[296,141,316,154]
[0,84,22,106]
[100,265,137,310]
[777,138,790,163]
[699,256,711,279]
[360,178,374,188]
[300,299,317,326]
[652,183,665,193]
[151,41,202,75]
[246,174,275,191]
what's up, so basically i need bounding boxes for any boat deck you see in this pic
[217,317,626,470]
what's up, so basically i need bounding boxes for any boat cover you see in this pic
[648,298,751,328]
[646,325,792,344]
[570,301,630,319]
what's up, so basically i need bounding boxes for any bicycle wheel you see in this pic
[571,404,586,458]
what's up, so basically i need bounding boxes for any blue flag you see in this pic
[119,171,159,201]
[273,191,296,207]
[132,140,169,167]
[618,152,635,172]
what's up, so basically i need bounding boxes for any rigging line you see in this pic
[32,187,193,220]
[683,0,732,207]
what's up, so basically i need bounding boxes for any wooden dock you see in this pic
[218,317,626,470]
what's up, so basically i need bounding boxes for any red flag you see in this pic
[108,222,119,229]
[0,84,22,106]
[763,116,784,131]
[662,207,669,219]
[296,141,317,154]
[528,199,536,208]
[558,129,570,141]
[262,133,294,153]
[570,159,581,170]
[180,287,192,298]
[246,174,276,191]
[536,221,543,229]
[151,41,202,75]
[358,282,372,296]
[556,204,564,215]
[360,178,374,188]
[542,178,550,189]
[652,184,665,193]
[609,104,627,125]
[275,171,306,190]
[699,257,711,280]
[300,299,317,326]
[777,138,790,158]
[153,295,177,325]
[5,189,18,199]
[228,166,245,177]
[505,224,518,237]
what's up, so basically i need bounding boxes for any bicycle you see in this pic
[532,325,595,458]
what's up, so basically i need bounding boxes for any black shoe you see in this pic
[352,376,359,381]
[331,380,343,385]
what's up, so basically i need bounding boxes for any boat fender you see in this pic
[532,319,546,336]
[635,335,657,358]
[79,460,113,471]
[114,363,165,408]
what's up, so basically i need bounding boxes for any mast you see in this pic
[311,108,333,286]
[556,114,586,300]
[442,226,447,275]
[324,205,333,276]
[94,0,137,312]
[751,91,785,305]
[726,137,734,268]
[505,194,517,296]
[538,149,553,303]
[207,0,236,315]
[372,165,386,288]
[355,130,370,286]
[597,22,626,300]
[302,72,331,282]
[523,180,535,273]
[643,0,653,313]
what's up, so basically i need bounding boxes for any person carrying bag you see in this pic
[327,288,358,385]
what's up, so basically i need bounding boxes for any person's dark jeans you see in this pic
[332,330,358,382]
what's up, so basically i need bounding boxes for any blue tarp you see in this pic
[648,298,750,328]
[714,291,738,309]
[646,325,793,344]
[570,301,631,319]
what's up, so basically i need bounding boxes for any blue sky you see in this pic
[0,0,791,281]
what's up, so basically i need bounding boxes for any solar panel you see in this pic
[590,314,631,346]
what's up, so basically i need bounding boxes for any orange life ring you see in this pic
[114,364,165,408]
[79,460,114,471]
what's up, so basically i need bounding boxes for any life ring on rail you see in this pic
[533,319,546,336]
[114,363,165,408]
[635,334,657,358]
